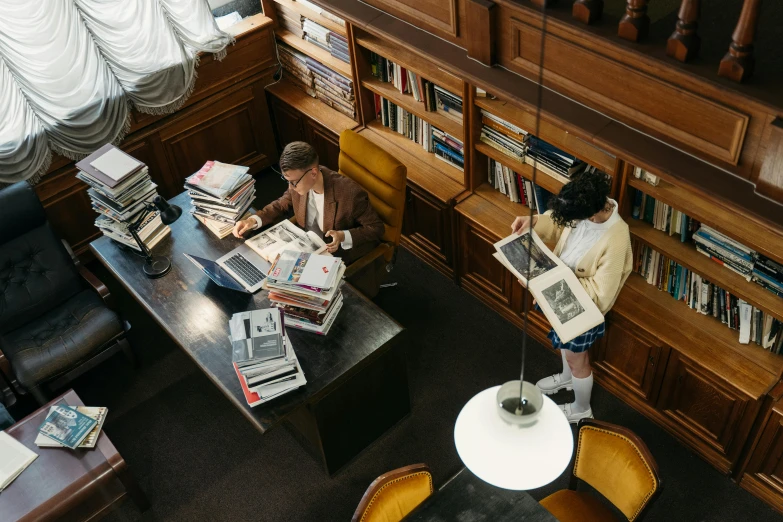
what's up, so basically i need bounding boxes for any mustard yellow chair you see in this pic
[338,129,407,298]
[352,463,433,522]
[541,419,662,522]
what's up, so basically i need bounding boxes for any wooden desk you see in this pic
[404,468,558,521]
[89,192,409,475]
[0,390,148,521]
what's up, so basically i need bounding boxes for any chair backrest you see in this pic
[573,419,661,521]
[0,182,82,333]
[351,463,433,522]
[338,130,407,246]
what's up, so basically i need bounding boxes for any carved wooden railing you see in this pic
[566,0,762,83]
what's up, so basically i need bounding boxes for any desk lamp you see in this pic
[128,196,182,279]
[453,5,574,491]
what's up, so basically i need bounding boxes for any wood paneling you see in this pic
[753,118,783,203]
[505,16,749,166]
[269,95,307,149]
[305,119,341,172]
[401,184,455,279]
[740,388,783,515]
[465,0,496,66]
[362,0,462,42]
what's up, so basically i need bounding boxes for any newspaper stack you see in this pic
[265,250,345,335]
[76,144,170,251]
[185,161,255,239]
[230,308,306,406]
[34,406,108,449]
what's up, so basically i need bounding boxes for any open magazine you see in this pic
[245,220,328,262]
[493,230,604,343]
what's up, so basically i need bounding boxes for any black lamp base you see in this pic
[143,256,171,278]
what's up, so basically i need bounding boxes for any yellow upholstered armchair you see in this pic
[351,463,433,522]
[338,130,407,298]
[541,419,662,522]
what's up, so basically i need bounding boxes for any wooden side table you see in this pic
[0,389,149,521]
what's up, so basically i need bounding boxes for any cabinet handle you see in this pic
[648,355,655,366]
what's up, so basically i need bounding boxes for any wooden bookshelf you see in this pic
[272,0,347,37]
[629,177,783,266]
[225,13,273,37]
[353,33,463,95]
[629,219,783,322]
[361,78,463,138]
[476,97,617,174]
[474,183,532,219]
[475,142,567,195]
[266,77,357,135]
[276,30,352,77]
[362,120,465,200]
[455,191,514,239]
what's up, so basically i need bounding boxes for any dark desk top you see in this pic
[89,192,404,433]
[404,468,559,522]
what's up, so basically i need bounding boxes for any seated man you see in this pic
[233,141,384,265]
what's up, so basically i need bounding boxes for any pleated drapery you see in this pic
[0,0,233,183]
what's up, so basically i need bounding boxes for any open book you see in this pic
[493,231,604,344]
[245,220,327,262]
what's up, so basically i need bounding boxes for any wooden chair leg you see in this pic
[573,0,603,25]
[618,0,649,41]
[29,385,49,407]
[120,339,137,368]
[718,0,760,82]
[667,0,701,62]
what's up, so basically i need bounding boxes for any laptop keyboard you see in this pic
[224,253,265,286]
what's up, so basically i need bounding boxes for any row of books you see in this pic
[374,95,464,171]
[369,53,463,122]
[185,161,255,239]
[303,19,349,64]
[631,189,700,243]
[277,41,356,118]
[231,308,306,407]
[266,251,345,335]
[488,158,551,211]
[77,144,170,251]
[633,240,783,352]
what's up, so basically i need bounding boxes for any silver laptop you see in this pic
[185,243,271,293]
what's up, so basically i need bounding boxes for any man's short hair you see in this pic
[279,142,319,172]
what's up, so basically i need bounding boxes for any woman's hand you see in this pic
[511,214,538,235]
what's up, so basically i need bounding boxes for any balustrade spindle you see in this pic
[573,0,603,25]
[618,0,649,42]
[667,0,700,62]
[718,0,761,82]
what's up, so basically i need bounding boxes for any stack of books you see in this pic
[488,158,551,210]
[0,432,37,492]
[185,161,255,239]
[753,255,783,297]
[328,31,349,64]
[302,18,348,65]
[36,405,106,449]
[296,0,346,26]
[266,250,345,335]
[276,2,304,37]
[77,144,170,251]
[633,240,783,352]
[305,56,355,118]
[525,136,585,179]
[633,166,660,186]
[431,126,464,171]
[434,85,463,123]
[480,113,528,160]
[230,308,306,406]
[370,54,437,110]
[278,41,316,96]
[631,190,699,243]
[693,225,755,280]
[35,406,108,449]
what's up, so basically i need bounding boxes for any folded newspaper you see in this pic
[493,230,604,343]
[245,220,327,262]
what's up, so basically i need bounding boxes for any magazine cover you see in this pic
[38,405,98,449]
[493,230,604,343]
[245,220,327,262]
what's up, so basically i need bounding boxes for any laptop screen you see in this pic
[184,253,249,293]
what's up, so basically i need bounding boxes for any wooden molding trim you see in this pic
[754,118,783,202]
[466,0,496,66]
[362,0,459,38]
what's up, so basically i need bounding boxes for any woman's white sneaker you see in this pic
[560,402,594,424]
[536,373,573,395]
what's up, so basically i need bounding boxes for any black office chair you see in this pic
[0,181,131,405]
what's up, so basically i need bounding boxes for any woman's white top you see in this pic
[559,199,621,271]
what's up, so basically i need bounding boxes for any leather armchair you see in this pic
[540,418,662,522]
[0,181,131,405]
[352,463,433,522]
[338,130,407,298]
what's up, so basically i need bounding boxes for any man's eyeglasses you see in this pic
[280,167,315,188]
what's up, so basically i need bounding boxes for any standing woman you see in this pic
[511,169,632,423]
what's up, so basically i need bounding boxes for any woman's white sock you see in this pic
[560,349,572,381]
[571,373,593,414]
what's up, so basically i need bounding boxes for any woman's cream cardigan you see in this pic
[534,211,633,315]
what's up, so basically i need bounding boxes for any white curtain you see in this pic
[0,0,233,183]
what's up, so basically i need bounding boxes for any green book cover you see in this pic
[39,405,97,450]
[644,195,655,223]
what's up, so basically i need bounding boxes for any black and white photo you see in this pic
[541,279,585,324]
[498,232,558,280]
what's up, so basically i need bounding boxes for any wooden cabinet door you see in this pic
[657,351,758,472]
[269,96,306,152]
[401,184,455,278]
[740,395,783,514]
[593,313,668,405]
[304,119,341,171]
[458,214,515,310]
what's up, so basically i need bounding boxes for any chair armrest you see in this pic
[79,265,114,309]
[344,243,393,279]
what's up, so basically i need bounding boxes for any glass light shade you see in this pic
[497,380,544,425]
[454,385,574,490]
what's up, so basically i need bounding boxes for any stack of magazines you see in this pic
[36,405,107,449]
[231,308,306,407]
[266,250,345,335]
[185,161,255,239]
[77,144,170,251]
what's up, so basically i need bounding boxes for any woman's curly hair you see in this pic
[548,169,612,227]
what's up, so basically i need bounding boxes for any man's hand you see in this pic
[324,230,345,253]
[511,215,538,235]
[232,217,257,238]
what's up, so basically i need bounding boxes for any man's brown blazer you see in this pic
[254,166,384,264]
